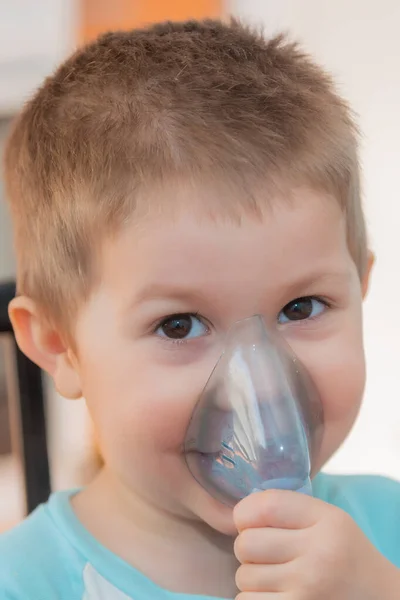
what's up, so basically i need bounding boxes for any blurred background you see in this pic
[0,0,399,531]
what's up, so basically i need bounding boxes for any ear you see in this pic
[361,250,375,299]
[8,296,82,400]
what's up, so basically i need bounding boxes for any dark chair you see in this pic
[0,280,51,513]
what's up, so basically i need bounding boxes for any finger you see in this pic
[234,527,304,564]
[234,489,327,531]
[236,563,292,593]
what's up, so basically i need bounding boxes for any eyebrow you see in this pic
[282,270,353,297]
[131,284,206,307]
[130,270,353,309]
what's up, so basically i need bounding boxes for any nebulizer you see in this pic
[184,315,323,506]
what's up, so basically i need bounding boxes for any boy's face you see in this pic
[72,184,368,534]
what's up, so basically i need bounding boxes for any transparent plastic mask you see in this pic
[184,315,323,506]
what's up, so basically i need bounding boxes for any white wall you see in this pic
[0,0,77,115]
[230,0,400,479]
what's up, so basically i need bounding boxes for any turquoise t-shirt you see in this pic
[0,473,399,599]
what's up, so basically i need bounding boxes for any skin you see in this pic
[10,183,399,598]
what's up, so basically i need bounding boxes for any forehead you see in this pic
[101,185,352,296]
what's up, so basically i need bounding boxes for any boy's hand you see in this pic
[233,490,400,600]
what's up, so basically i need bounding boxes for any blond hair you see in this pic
[3,19,366,328]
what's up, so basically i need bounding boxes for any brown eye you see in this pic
[278,297,326,324]
[157,314,208,340]
[161,315,192,339]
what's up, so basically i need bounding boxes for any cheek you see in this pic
[80,345,213,458]
[292,317,366,465]
[312,347,365,471]
[312,343,365,424]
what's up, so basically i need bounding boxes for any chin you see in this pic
[201,503,237,536]
[207,512,237,536]
[187,483,237,536]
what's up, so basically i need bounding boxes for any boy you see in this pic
[1,18,399,600]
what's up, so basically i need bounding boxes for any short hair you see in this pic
[3,18,366,329]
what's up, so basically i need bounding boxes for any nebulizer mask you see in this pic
[184,315,323,506]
